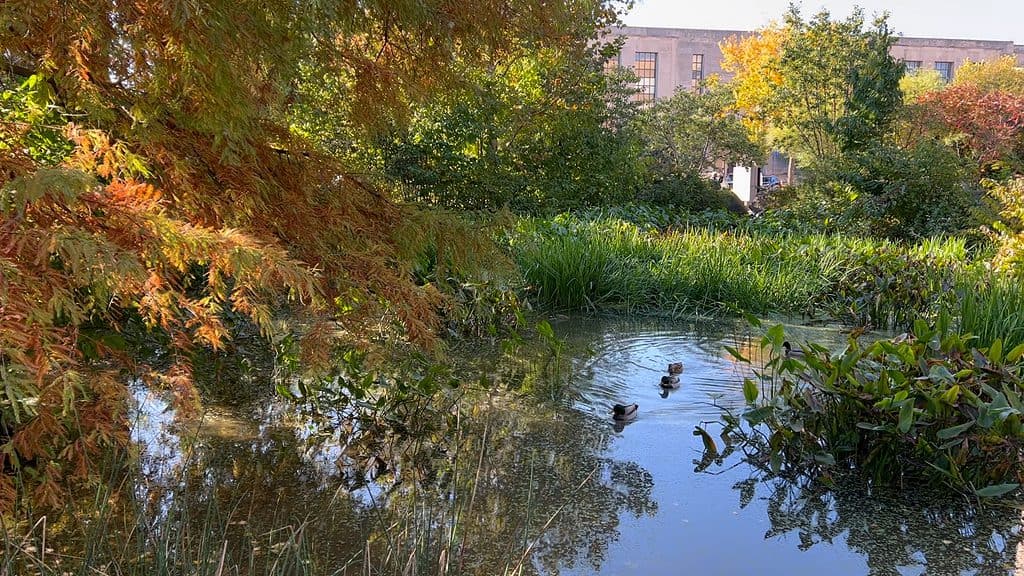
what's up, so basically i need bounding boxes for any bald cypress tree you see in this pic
[0,0,624,510]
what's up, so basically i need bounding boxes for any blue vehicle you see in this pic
[759,174,781,191]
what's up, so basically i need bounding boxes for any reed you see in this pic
[955,274,1024,351]
[511,214,970,325]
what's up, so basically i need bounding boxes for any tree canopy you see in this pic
[0,0,626,510]
[636,80,762,177]
[721,7,903,169]
[953,56,1024,96]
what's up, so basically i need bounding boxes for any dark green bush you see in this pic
[637,172,747,213]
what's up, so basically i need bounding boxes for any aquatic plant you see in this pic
[728,319,1024,497]
[511,213,970,326]
[822,237,969,330]
[953,274,1024,352]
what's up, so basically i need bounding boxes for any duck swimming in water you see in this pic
[782,341,806,358]
[612,403,639,421]
[660,374,680,388]
[668,362,683,375]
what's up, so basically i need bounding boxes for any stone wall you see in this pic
[612,26,1024,98]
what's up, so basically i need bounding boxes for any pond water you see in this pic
[113,317,1024,575]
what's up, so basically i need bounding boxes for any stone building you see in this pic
[612,25,1024,97]
[610,26,1024,196]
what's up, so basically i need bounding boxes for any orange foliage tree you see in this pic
[916,85,1024,170]
[0,0,624,511]
[719,24,787,143]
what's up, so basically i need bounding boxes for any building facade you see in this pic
[611,26,1024,195]
[612,26,1024,97]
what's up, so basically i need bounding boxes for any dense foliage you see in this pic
[0,0,626,511]
[722,7,903,170]
[371,52,645,213]
[720,8,1024,241]
[510,209,976,327]
[633,81,760,210]
[731,320,1024,496]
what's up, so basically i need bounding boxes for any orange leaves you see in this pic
[182,297,228,350]
[65,126,151,180]
[159,361,201,418]
[13,412,64,462]
[0,0,563,514]
[105,180,162,208]
[917,85,1024,166]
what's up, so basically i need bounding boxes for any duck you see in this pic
[782,341,806,359]
[660,374,680,388]
[668,362,684,375]
[612,403,639,421]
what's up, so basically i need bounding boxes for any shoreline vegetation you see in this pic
[511,208,1016,341]
[5,0,1024,574]
[511,206,1024,499]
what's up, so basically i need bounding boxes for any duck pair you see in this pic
[660,362,683,389]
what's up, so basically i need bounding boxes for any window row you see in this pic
[903,60,954,82]
[612,52,705,103]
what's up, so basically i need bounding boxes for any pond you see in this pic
[49,317,1024,575]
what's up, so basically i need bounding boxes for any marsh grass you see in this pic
[512,215,970,327]
[1,473,327,576]
[955,274,1024,351]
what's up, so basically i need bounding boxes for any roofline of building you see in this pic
[611,25,1024,50]
[611,25,750,37]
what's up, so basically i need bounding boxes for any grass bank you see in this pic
[509,212,974,328]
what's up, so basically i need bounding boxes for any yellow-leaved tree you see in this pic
[954,56,1024,96]
[719,24,788,145]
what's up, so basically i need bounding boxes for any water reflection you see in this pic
[558,316,1024,576]
[120,355,660,575]
[26,316,1024,575]
[736,472,1024,575]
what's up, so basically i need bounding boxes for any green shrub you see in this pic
[637,172,746,213]
[727,319,1024,497]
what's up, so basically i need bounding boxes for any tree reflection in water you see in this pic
[121,381,658,575]
[700,448,1024,576]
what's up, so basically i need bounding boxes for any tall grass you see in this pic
[955,274,1024,351]
[1,395,590,576]
[511,214,970,326]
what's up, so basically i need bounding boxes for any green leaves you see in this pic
[936,421,974,440]
[974,483,1019,498]
[636,81,762,181]
[897,401,914,434]
[742,378,759,404]
[729,319,1024,498]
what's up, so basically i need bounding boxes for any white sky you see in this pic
[622,0,1024,43]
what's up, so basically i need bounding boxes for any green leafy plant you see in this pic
[730,319,1024,498]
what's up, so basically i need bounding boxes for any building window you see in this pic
[692,53,704,83]
[935,61,953,82]
[903,60,922,74]
[634,51,657,103]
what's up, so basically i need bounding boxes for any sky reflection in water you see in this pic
[129,316,1024,575]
